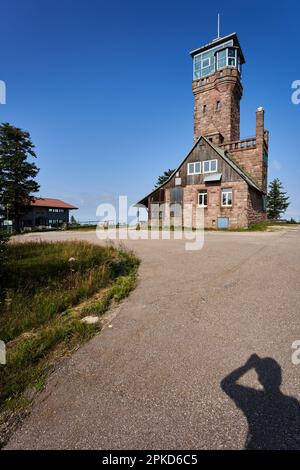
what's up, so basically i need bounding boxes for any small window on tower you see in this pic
[216,100,221,111]
[203,104,207,114]
[217,49,226,69]
[227,48,237,67]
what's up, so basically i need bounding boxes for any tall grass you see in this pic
[0,241,137,342]
[0,241,139,414]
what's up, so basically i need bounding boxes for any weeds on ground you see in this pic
[0,241,139,413]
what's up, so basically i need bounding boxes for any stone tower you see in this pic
[190,33,245,144]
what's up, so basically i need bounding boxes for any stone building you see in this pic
[138,32,268,229]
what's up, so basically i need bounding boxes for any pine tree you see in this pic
[70,215,78,225]
[0,123,40,232]
[267,178,290,220]
[154,169,175,188]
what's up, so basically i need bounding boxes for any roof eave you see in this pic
[136,135,264,207]
[203,137,262,192]
[190,32,245,64]
[135,137,203,206]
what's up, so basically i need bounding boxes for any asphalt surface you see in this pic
[5,227,300,449]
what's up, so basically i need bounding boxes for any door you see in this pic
[170,187,183,228]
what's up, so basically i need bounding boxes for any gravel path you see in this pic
[6,228,300,449]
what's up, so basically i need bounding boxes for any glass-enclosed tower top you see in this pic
[190,33,245,80]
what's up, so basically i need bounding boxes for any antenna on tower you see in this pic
[217,13,220,38]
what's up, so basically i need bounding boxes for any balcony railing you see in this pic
[219,137,257,152]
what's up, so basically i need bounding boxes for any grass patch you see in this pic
[0,241,139,414]
[204,220,276,232]
[146,221,274,232]
[67,224,97,231]
[247,220,272,231]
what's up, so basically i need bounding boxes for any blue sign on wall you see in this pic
[217,217,229,229]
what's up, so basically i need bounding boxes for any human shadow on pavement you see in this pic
[221,354,300,449]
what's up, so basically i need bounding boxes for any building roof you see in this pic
[189,32,245,64]
[30,198,78,209]
[136,136,262,206]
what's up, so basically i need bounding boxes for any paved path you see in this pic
[6,228,300,449]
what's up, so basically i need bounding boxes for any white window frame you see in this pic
[192,40,234,79]
[203,159,218,174]
[187,161,201,175]
[201,57,211,69]
[227,48,237,68]
[198,191,208,207]
[221,188,233,207]
[216,50,226,70]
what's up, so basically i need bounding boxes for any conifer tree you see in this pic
[267,178,290,220]
[0,123,39,232]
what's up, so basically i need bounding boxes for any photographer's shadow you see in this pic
[221,354,300,449]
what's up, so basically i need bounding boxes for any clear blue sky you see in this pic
[1,0,299,220]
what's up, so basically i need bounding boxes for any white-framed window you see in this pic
[201,57,211,69]
[203,159,218,173]
[222,188,233,207]
[217,49,226,69]
[187,161,201,175]
[193,40,234,80]
[227,48,237,67]
[216,47,237,70]
[49,208,64,213]
[198,191,208,207]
